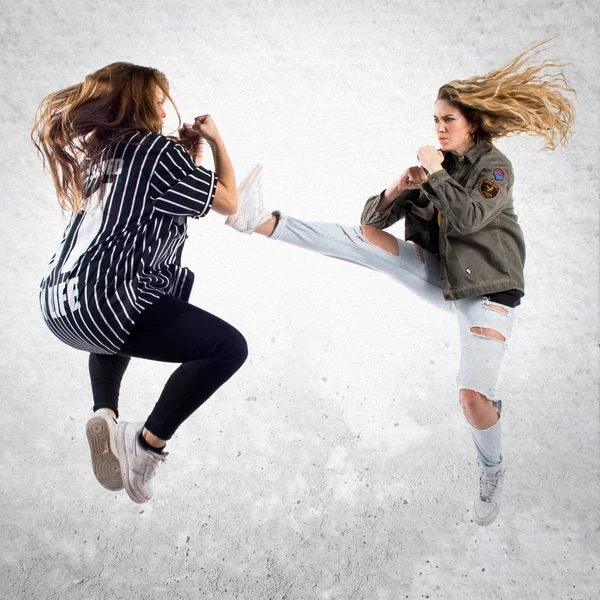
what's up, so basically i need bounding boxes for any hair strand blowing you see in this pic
[32,62,186,212]
[437,38,576,150]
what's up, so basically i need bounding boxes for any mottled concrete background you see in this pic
[1,0,598,598]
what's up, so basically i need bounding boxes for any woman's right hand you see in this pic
[379,166,427,210]
[386,166,428,197]
[397,166,428,191]
[192,114,221,145]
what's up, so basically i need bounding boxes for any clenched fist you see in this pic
[416,145,445,174]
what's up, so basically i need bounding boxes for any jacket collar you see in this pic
[463,141,492,163]
[443,141,492,167]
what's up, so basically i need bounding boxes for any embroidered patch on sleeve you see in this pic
[479,179,500,199]
[493,168,505,181]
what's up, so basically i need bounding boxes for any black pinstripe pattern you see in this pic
[39,131,217,354]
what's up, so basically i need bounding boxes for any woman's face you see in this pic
[154,86,167,122]
[434,99,476,155]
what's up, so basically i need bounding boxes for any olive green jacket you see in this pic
[360,142,526,301]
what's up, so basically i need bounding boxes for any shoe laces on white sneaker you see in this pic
[478,469,504,503]
[473,468,506,526]
[117,421,167,503]
[141,447,167,480]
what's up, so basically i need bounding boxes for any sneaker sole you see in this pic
[86,416,123,491]
[225,164,263,228]
[116,422,147,504]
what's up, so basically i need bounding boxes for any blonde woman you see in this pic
[34,63,247,503]
[226,40,575,526]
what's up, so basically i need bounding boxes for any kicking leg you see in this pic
[227,165,447,310]
[267,213,447,309]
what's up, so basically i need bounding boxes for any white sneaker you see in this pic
[473,467,506,526]
[225,164,272,233]
[116,421,167,503]
[86,409,123,491]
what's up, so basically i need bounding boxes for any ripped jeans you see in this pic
[269,213,516,473]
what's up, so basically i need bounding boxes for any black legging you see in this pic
[88,295,248,440]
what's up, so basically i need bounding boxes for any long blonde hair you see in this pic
[32,62,193,212]
[438,38,576,150]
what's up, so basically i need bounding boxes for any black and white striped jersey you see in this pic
[39,131,217,355]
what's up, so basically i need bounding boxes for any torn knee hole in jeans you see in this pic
[360,225,399,257]
[483,302,509,315]
[469,327,505,343]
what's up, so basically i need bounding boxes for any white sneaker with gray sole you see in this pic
[116,421,167,503]
[473,467,506,526]
[85,409,123,491]
[225,164,272,234]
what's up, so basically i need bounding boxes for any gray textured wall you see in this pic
[1,1,598,599]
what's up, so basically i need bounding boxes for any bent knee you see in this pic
[459,388,490,411]
[228,329,249,367]
[212,327,248,369]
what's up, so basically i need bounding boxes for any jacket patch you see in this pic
[493,168,505,181]
[479,179,500,199]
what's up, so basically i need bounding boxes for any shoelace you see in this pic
[143,454,164,482]
[479,473,501,503]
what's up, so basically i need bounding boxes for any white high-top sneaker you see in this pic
[116,421,167,503]
[473,467,506,526]
[226,164,273,233]
[86,408,123,491]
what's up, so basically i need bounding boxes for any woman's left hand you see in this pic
[180,123,204,144]
[417,146,444,174]
[179,123,204,164]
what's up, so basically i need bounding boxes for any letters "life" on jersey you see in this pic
[47,277,81,319]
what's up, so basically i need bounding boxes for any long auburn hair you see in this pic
[32,62,194,212]
[437,38,576,150]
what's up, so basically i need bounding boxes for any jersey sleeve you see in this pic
[150,140,217,219]
[420,158,513,235]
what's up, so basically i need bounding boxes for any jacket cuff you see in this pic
[421,170,449,209]
[361,190,394,223]
[426,168,449,186]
